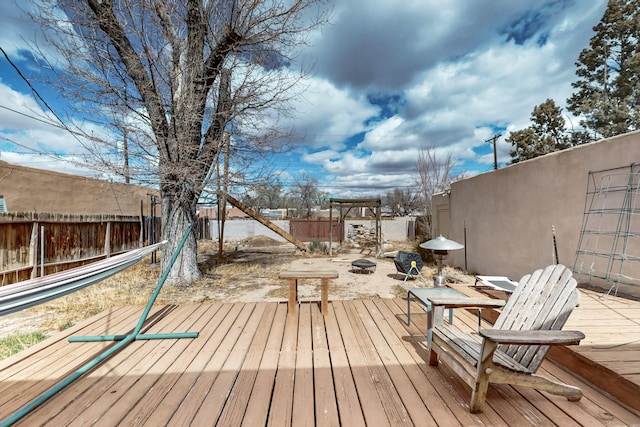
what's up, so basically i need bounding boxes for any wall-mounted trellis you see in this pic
[573,163,640,296]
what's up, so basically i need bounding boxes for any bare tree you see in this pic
[241,175,286,210]
[27,0,327,284]
[384,188,420,216]
[415,145,458,237]
[289,173,319,218]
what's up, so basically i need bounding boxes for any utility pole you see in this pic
[485,134,501,170]
[123,126,130,183]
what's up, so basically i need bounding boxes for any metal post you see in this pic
[40,226,44,277]
[328,200,333,255]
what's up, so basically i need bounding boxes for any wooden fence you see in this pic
[289,219,343,242]
[0,212,160,286]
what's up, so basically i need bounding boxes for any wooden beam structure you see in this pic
[222,193,307,251]
[328,198,382,255]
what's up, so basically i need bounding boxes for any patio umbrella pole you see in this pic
[0,225,198,427]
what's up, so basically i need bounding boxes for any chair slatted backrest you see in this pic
[493,264,580,372]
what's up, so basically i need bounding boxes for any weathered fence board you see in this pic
[290,219,342,242]
[0,213,156,286]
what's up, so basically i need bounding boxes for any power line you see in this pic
[0,46,90,150]
[0,47,69,131]
[0,104,62,128]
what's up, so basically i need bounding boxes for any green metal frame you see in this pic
[1,225,198,427]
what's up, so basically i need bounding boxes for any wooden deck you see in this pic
[0,296,639,426]
[553,287,640,412]
[452,282,640,413]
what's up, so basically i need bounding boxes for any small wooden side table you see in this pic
[407,286,467,347]
[278,270,339,316]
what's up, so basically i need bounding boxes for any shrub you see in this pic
[308,240,328,254]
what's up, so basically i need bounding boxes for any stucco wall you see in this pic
[0,160,157,216]
[205,217,415,243]
[433,131,640,296]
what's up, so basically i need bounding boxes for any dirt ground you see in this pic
[195,236,475,303]
[0,237,476,340]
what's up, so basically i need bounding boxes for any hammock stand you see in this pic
[1,226,198,427]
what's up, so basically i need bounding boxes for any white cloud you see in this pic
[0,83,55,131]
[0,0,611,196]
[302,149,340,163]
[287,77,379,150]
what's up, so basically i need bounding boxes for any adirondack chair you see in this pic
[427,264,585,413]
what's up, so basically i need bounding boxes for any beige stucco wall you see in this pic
[433,131,640,296]
[0,160,157,216]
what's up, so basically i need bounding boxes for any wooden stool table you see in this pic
[278,270,339,316]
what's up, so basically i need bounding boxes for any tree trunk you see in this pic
[161,197,200,285]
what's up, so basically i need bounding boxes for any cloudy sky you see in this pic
[0,1,608,198]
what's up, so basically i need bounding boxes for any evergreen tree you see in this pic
[507,99,571,163]
[567,0,640,139]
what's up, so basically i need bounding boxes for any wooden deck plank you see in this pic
[352,299,435,425]
[386,298,511,427]
[577,347,640,361]
[602,361,640,374]
[426,305,560,424]
[90,304,213,426]
[369,299,465,426]
[331,300,391,426]
[0,305,136,378]
[240,303,288,426]
[452,282,640,412]
[486,378,567,426]
[266,304,298,426]
[291,301,315,426]
[113,303,227,425]
[0,305,139,385]
[0,306,147,414]
[541,360,640,426]
[167,303,258,425]
[47,304,208,426]
[1,298,639,426]
[323,301,367,427]
[434,306,579,425]
[310,302,340,426]
[191,303,266,425]
[342,300,412,426]
[11,305,180,425]
[139,302,238,426]
[428,299,624,425]
[213,302,278,426]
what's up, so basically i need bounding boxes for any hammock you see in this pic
[0,241,166,317]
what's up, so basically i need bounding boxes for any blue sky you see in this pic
[0,1,608,198]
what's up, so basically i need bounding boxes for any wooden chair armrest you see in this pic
[427,297,506,309]
[479,329,585,345]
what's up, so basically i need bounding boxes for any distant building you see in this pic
[0,160,157,216]
[198,206,249,219]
